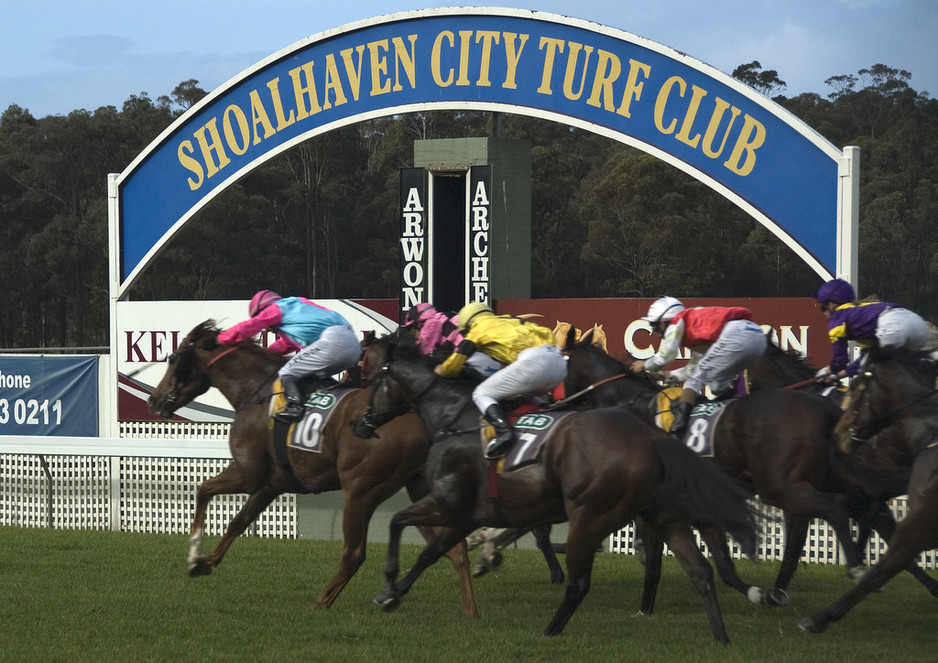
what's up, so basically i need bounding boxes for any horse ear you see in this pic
[362,330,376,345]
[578,328,594,348]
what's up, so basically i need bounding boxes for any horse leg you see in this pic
[799,516,936,633]
[660,521,730,644]
[869,507,938,597]
[416,525,479,618]
[638,523,665,615]
[187,462,273,576]
[530,525,565,584]
[763,512,808,605]
[698,524,765,605]
[771,484,866,580]
[373,497,472,612]
[543,518,604,637]
[314,489,380,610]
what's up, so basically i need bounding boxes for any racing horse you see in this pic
[800,348,938,632]
[562,331,916,606]
[351,331,758,641]
[146,320,479,616]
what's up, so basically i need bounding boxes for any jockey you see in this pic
[436,301,568,460]
[815,278,931,380]
[631,296,767,438]
[401,303,500,377]
[217,290,360,422]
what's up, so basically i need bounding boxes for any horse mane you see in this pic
[186,319,285,368]
[760,337,817,378]
[868,346,938,386]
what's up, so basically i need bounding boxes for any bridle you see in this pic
[163,338,273,412]
[842,363,938,443]
[356,355,478,441]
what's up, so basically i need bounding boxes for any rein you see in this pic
[846,367,938,442]
[554,372,630,406]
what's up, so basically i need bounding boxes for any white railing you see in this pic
[1,428,933,569]
[0,423,296,538]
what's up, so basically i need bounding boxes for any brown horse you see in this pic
[562,331,919,606]
[800,348,938,633]
[351,331,758,641]
[146,320,478,616]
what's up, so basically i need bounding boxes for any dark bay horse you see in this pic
[146,320,478,616]
[563,332,917,605]
[351,331,758,641]
[800,348,938,632]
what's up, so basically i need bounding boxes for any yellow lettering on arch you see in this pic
[248,90,276,144]
[724,115,766,176]
[322,53,348,109]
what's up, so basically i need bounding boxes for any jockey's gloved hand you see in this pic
[815,366,834,383]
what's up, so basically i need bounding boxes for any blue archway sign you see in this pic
[109,7,856,298]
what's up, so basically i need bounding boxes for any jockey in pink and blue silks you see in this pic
[217,290,360,422]
[402,303,500,378]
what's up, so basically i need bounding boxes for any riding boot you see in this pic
[482,404,515,459]
[669,388,697,438]
[275,375,305,422]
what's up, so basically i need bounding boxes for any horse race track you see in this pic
[1,526,935,663]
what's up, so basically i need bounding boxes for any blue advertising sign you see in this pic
[117,8,842,291]
[0,356,99,436]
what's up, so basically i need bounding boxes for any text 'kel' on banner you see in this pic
[0,355,99,436]
[117,8,841,292]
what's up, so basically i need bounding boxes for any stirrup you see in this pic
[274,402,304,422]
[484,433,513,460]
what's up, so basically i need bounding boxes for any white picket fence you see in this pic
[1,422,934,570]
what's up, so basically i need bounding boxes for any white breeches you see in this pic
[684,319,767,394]
[278,324,360,379]
[472,344,567,412]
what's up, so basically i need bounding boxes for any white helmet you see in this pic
[642,296,684,324]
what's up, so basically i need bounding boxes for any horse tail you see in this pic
[649,437,758,558]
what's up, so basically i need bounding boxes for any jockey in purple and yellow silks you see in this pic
[217,290,360,422]
[630,297,767,438]
[815,278,931,380]
[402,303,500,377]
[435,302,567,460]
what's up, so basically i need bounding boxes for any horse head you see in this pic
[148,320,220,417]
[351,329,474,439]
[835,347,938,455]
[563,332,659,413]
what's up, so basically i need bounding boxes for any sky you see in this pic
[1,0,936,119]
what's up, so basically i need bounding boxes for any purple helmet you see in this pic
[402,303,435,327]
[815,279,855,306]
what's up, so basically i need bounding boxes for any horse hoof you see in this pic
[188,560,213,577]
[488,551,504,571]
[373,592,400,612]
[746,586,763,604]
[763,587,790,607]
[472,563,489,578]
[797,616,825,633]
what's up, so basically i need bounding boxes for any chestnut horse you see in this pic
[147,320,478,616]
[562,332,920,606]
[800,348,938,632]
[351,331,758,642]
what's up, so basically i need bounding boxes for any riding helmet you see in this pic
[248,290,282,317]
[457,301,494,331]
[815,279,855,306]
[642,296,685,325]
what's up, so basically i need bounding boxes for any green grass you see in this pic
[1,526,936,662]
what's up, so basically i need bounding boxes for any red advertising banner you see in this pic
[497,297,830,369]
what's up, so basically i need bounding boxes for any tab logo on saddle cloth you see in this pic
[499,411,575,471]
[270,380,355,454]
[682,401,729,457]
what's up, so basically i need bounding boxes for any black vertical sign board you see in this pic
[399,168,427,319]
[466,165,491,304]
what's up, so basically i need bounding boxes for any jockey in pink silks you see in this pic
[402,303,500,378]
[217,290,360,422]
